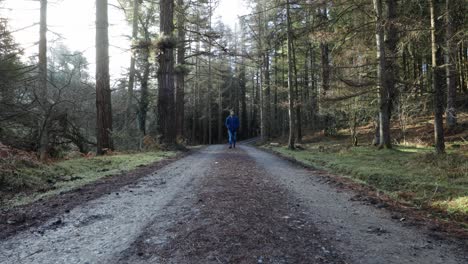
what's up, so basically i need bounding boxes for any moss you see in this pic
[434,197,468,215]
[154,34,177,50]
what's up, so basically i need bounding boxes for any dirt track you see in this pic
[1,145,467,263]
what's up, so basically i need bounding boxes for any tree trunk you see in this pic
[286,0,295,149]
[192,26,200,144]
[304,47,310,128]
[319,7,330,98]
[373,0,392,149]
[446,0,457,130]
[38,0,48,161]
[125,0,139,130]
[320,42,330,97]
[259,63,265,141]
[207,0,213,144]
[430,0,446,154]
[175,0,186,139]
[240,64,248,139]
[96,0,114,155]
[380,0,398,149]
[158,0,176,145]
[310,44,318,127]
[292,38,302,143]
[264,52,271,139]
[251,70,259,138]
[218,83,222,143]
[138,43,150,136]
[459,41,467,93]
[273,49,279,137]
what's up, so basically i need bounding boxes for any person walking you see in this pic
[225,110,239,148]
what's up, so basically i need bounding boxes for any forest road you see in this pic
[0,145,467,264]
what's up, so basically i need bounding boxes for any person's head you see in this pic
[230,110,234,116]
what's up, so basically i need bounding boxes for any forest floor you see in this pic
[1,144,467,263]
[265,113,468,228]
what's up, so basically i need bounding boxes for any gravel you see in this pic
[1,144,466,264]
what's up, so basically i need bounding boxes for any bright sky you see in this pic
[1,0,249,80]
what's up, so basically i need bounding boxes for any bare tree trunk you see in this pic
[207,0,213,144]
[240,66,248,138]
[459,41,467,93]
[192,15,200,144]
[446,0,457,130]
[264,52,271,139]
[125,0,139,130]
[373,0,393,149]
[140,4,156,138]
[158,0,176,145]
[304,47,310,128]
[175,0,186,140]
[273,49,279,137]
[218,83,222,143]
[96,0,114,155]
[251,70,259,138]
[380,0,398,149]
[286,0,295,149]
[257,26,265,141]
[309,44,318,128]
[259,63,265,141]
[430,0,446,154]
[320,42,329,96]
[38,0,48,161]
[292,38,302,143]
[138,43,150,136]
[319,7,330,98]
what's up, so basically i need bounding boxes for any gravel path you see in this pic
[0,149,215,264]
[0,145,466,263]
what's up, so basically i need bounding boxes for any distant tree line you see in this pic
[0,0,467,159]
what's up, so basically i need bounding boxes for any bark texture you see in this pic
[96,0,114,155]
[38,0,48,161]
[445,0,457,130]
[175,0,186,139]
[286,0,296,149]
[430,0,446,154]
[157,0,176,145]
[125,0,139,130]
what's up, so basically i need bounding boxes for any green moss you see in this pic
[264,143,468,217]
[2,151,177,207]
[434,197,468,215]
[154,34,177,50]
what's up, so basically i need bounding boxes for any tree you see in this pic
[286,0,295,149]
[38,0,48,161]
[430,0,446,154]
[175,0,187,140]
[96,0,114,154]
[446,0,457,130]
[125,0,140,130]
[373,0,385,147]
[157,0,176,145]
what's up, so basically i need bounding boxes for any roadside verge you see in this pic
[260,144,468,239]
[0,149,194,240]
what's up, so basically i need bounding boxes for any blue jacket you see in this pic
[225,115,239,132]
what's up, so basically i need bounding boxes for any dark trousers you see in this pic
[228,130,237,146]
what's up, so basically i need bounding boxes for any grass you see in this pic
[0,151,177,207]
[264,142,468,221]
